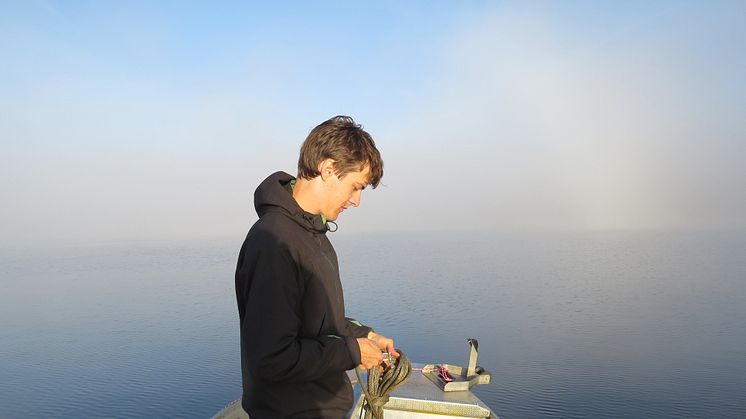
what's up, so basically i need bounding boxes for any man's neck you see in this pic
[292,177,322,216]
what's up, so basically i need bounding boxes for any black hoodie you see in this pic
[235,171,372,418]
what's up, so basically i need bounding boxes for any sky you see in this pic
[1,0,744,247]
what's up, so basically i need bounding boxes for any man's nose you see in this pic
[348,190,362,207]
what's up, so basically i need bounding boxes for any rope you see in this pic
[355,350,412,419]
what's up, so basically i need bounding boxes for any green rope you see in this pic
[355,350,412,419]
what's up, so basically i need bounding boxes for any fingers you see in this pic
[357,338,384,370]
[358,334,401,370]
[371,333,398,354]
[387,342,400,358]
[382,338,399,358]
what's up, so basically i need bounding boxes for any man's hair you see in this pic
[297,116,383,188]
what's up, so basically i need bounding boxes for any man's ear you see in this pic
[318,159,337,181]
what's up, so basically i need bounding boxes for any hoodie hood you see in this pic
[254,171,328,234]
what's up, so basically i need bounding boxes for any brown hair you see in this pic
[297,116,383,188]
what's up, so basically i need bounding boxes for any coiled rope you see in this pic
[354,350,412,419]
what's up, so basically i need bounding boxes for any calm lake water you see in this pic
[1,230,745,418]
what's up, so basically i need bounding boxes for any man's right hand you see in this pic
[356,338,383,370]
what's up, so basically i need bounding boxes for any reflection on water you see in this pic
[1,231,745,418]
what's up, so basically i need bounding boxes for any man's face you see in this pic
[321,165,370,222]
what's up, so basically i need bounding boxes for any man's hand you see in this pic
[357,338,384,370]
[367,331,399,362]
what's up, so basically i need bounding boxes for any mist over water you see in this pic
[1,230,744,418]
[2,1,745,246]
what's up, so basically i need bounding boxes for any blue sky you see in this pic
[1,1,744,246]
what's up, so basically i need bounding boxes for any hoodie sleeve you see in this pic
[344,317,373,338]
[241,241,360,383]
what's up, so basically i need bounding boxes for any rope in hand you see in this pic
[354,350,412,419]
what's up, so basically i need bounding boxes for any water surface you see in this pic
[1,231,744,417]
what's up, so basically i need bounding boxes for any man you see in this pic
[235,116,398,418]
